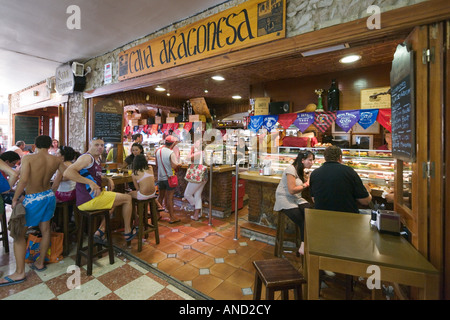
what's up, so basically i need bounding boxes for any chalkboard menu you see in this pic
[93,99,123,143]
[14,116,39,145]
[390,43,416,162]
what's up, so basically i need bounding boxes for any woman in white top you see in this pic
[52,146,79,202]
[274,150,315,255]
[128,154,156,200]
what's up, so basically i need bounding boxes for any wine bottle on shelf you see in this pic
[327,79,340,111]
[156,108,162,117]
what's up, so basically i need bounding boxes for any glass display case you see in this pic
[258,146,412,197]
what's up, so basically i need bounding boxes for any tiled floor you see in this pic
[1,201,377,300]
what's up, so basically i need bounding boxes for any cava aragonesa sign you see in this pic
[118,0,286,80]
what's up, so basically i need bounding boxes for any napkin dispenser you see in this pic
[375,210,401,234]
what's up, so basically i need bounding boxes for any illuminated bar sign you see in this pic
[118,0,286,80]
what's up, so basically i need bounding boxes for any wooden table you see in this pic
[102,174,133,192]
[304,209,440,300]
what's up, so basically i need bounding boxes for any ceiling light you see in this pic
[166,93,170,96]
[212,75,225,81]
[204,90,209,93]
[155,85,166,92]
[232,95,242,100]
[301,44,349,57]
[339,55,361,64]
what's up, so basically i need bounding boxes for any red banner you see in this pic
[277,113,297,129]
[377,109,392,132]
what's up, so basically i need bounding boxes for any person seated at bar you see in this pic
[122,143,146,170]
[52,146,79,203]
[274,150,315,255]
[128,154,156,200]
[0,151,21,204]
[310,145,372,213]
[64,137,138,244]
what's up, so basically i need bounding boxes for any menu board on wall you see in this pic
[93,99,123,143]
[14,116,39,145]
[390,43,415,162]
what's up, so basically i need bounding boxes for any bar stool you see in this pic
[0,201,9,253]
[274,211,301,258]
[132,197,160,252]
[76,209,114,276]
[54,199,78,256]
[253,258,306,300]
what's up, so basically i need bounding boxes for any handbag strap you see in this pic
[159,148,172,177]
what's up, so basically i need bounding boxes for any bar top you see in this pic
[238,171,281,184]
[305,209,438,274]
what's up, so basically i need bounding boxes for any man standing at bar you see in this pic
[64,137,137,244]
[310,145,372,213]
[0,135,65,287]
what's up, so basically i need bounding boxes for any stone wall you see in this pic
[67,92,86,153]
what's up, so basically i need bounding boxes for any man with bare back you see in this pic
[0,135,65,287]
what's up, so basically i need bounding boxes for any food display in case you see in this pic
[259,146,412,197]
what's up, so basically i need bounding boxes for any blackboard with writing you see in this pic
[94,112,122,143]
[14,116,39,145]
[390,44,415,162]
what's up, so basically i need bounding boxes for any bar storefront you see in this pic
[76,0,449,299]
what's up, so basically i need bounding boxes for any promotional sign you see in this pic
[262,115,279,132]
[118,0,286,80]
[358,109,379,129]
[293,112,315,132]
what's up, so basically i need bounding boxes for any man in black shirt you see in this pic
[310,146,372,213]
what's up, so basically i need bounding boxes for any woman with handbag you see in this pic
[156,135,180,224]
[184,139,208,221]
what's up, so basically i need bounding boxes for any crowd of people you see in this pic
[0,131,376,288]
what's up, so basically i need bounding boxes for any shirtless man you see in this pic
[0,135,65,287]
[63,137,137,244]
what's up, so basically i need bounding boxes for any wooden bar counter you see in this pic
[304,208,439,300]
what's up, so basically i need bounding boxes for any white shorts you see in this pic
[137,190,156,200]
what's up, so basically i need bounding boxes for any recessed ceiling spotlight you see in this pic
[232,95,242,100]
[339,55,361,64]
[166,92,170,96]
[212,75,225,81]
[155,85,166,92]
[204,89,209,93]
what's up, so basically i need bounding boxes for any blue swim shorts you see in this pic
[23,189,56,227]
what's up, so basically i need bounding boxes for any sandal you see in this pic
[124,227,138,242]
[93,229,107,245]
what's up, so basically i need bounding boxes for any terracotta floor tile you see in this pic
[204,246,229,259]
[138,249,167,264]
[176,235,198,246]
[170,263,200,281]
[177,225,198,235]
[165,231,186,242]
[191,240,214,253]
[208,280,245,300]
[204,234,226,245]
[156,258,184,275]
[148,287,186,300]
[189,254,215,269]
[158,242,184,254]
[209,262,238,280]
[226,268,255,288]
[176,248,201,262]
[188,229,209,239]
[216,238,242,250]
[224,253,249,268]
[191,274,223,295]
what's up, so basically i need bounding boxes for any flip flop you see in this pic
[93,229,107,245]
[30,263,47,272]
[169,219,181,224]
[124,226,138,242]
[0,276,26,287]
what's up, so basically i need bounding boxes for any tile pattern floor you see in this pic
[1,201,377,300]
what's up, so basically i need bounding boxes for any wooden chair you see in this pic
[75,209,114,276]
[54,200,78,256]
[0,200,9,253]
[253,258,306,300]
[132,197,160,252]
[274,211,301,258]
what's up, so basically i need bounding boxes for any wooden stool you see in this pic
[0,203,9,253]
[274,211,301,258]
[76,209,114,276]
[54,200,78,256]
[253,258,305,300]
[132,197,160,252]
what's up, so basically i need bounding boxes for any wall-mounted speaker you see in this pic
[73,76,86,92]
[269,101,291,114]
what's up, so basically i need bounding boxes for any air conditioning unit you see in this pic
[72,62,84,77]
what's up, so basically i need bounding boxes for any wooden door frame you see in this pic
[444,20,450,300]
